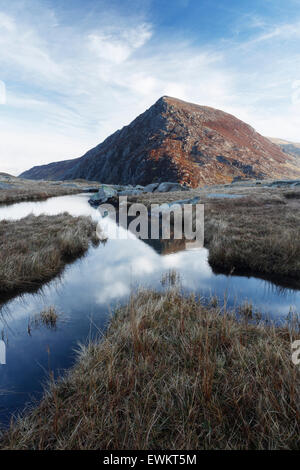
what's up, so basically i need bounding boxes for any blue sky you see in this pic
[0,0,300,175]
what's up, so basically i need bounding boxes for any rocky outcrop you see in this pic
[268,179,300,188]
[20,97,300,187]
[88,181,188,207]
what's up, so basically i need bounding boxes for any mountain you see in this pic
[268,137,300,159]
[20,97,300,186]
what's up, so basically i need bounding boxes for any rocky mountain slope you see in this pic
[20,97,300,187]
[268,137,300,159]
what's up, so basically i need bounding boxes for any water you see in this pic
[0,193,300,426]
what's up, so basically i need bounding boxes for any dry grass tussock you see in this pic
[1,289,299,450]
[204,192,300,284]
[28,306,60,333]
[0,213,99,296]
[0,185,82,205]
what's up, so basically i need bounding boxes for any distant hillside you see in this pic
[0,172,15,178]
[268,137,300,159]
[20,97,300,187]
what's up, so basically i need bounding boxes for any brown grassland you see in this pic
[205,192,300,286]
[0,184,82,205]
[1,181,300,450]
[0,175,101,205]
[0,213,99,298]
[1,288,299,450]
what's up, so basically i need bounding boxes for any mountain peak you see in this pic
[20,97,300,186]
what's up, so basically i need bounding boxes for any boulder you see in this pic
[118,189,143,196]
[82,187,100,193]
[88,186,117,207]
[143,183,160,193]
[155,182,189,193]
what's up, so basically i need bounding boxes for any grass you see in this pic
[161,269,180,287]
[0,176,101,205]
[284,190,300,200]
[0,213,100,297]
[1,288,299,450]
[28,307,60,333]
[127,185,300,287]
[0,186,82,205]
[204,193,300,285]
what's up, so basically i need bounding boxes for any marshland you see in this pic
[0,180,300,450]
[0,173,100,205]
[2,288,300,450]
[0,213,99,298]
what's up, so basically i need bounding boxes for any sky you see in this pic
[0,0,300,175]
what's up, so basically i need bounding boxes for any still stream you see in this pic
[0,193,300,426]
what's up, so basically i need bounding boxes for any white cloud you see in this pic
[0,11,16,31]
[88,24,152,65]
[0,17,64,86]
[292,80,300,105]
[88,34,133,64]
[249,21,300,44]
[0,2,300,176]
[0,80,5,104]
[0,124,95,175]
[88,24,152,64]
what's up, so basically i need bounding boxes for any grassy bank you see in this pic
[0,175,101,205]
[1,289,299,450]
[127,185,300,286]
[205,192,300,285]
[0,186,82,205]
[0,213,99,297]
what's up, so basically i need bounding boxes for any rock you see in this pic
[143,183,160,193]
[155,182,189,193]
[118,189,143,196]
[117,182,188,195]
[111,185,132,191]
[168,196,200,207]
[269,179,300,188]
[88,186,117,207]
[82,187,100,193]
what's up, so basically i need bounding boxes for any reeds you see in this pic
[28,307,60,333]
[1,289,299,450]
[204,193,300,284]
[0,186,81,205]
[0,214,99,296]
